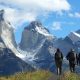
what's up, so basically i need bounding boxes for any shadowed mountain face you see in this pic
[0,10,4,21]
[0,48,34,75]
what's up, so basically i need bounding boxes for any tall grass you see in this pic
[61,71,80,80]
[0,70,80,80]
[0,70,52,80]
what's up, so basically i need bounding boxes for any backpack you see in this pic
[70,52,76,61]
[55,52,62,60]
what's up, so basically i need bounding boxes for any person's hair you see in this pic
[57,48,60,52]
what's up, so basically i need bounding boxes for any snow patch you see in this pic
[73,32,80,37]
[17,39,46,62]
[0,21,24,58]
[35,26,52,37]
[68,32,80,43]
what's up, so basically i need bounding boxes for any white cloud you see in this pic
[0,0,71,12]
[69,12,80,18]
[52,22,62,30]
[75,13,80,18]
[0,0,71,28]
[52,21,75,31]
[0,6,36,28]
[68,13,74,17]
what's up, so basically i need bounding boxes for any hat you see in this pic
[71,48,74,52]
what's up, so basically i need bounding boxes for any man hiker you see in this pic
[76,53,79,65]
[55,48,63,75]
[77,53,80,65]
[66,49,76,72]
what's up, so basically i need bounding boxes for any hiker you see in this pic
[76,53,79,65]
[77,53,80,65]
[66,49,76,72]
[55,48,63,75]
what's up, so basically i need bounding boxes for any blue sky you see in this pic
[0,0,80,43]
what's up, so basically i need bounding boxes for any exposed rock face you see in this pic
[19,21,55,70]
[20,26,44,50]
[20,21,53,50]
[53,31,80,56]
[0,10,4,21]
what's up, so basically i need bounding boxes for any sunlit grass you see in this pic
[0,70,80,80]
[61,71,80,80]
[0,70,52,80]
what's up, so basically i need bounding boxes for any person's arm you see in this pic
[66,53,69,60]
[54,53,56,60]
[61,52,63,60]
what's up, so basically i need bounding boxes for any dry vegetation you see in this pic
[0,70,80,80]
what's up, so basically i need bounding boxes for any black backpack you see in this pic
[55,52,62,60]
[70,52,76,61]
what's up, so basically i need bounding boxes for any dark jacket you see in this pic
[66,51,76,63]
[55,51,63,61]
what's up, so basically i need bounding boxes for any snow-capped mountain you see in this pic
[65,31,80,53]
[52,31,80,72]
[53,37,75,56]
[19,21,56,70]
[53,31,80,56]
[0,10,16,52]
[19,21,80,71]
[0,10,16,45]
[20,21,53,50]
[27,21,51,37]
[0,9,80,74]
[76,29,80,34]
[20,21,80,72]
[68,32,80,43]
[0,10,27,58]
[0,10,34,75]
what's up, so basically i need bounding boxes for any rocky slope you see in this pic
[0,10,34,75]
[19,21,56,70]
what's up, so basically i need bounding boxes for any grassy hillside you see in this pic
[0,70,80,80]
[61,71,80,80]
[0,70,52,80]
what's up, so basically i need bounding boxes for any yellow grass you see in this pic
[0,70,52,80]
